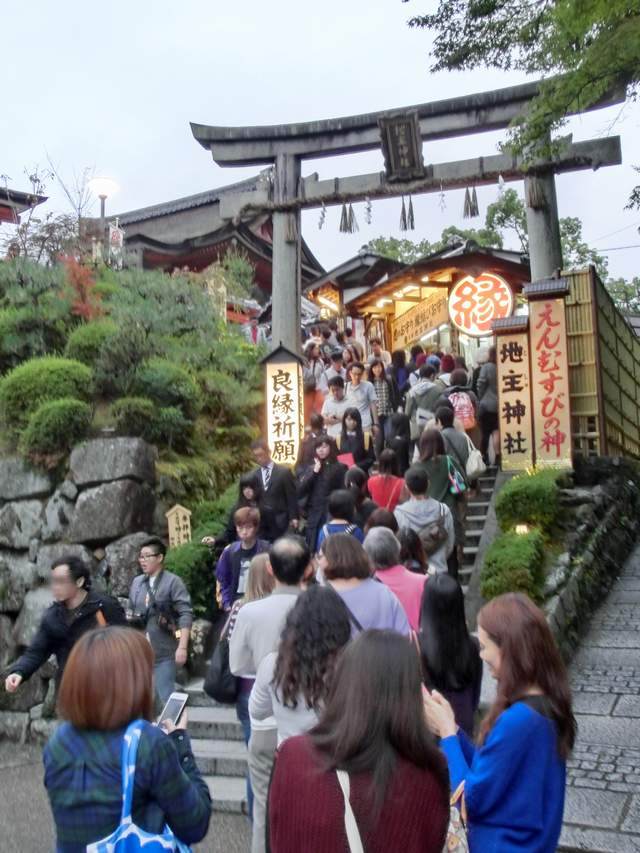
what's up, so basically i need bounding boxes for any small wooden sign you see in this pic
[495,320,534,471]
[166,504,193,548]
[392,291,449,349]
[529,298,572,469]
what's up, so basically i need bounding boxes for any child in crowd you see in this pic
[315,489,364,551]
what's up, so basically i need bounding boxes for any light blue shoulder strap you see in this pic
[120,719,145,821]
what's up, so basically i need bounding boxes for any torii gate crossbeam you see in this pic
[191,80,625,353]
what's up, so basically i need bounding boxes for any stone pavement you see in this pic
[0,739,251,853]
[560,541,640,851]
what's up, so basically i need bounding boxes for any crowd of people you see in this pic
[0,328,574,852]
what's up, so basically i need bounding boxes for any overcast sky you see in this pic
[4,0,639,280]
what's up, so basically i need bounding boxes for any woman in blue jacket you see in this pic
[424,592,576,852]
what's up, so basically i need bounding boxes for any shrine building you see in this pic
[305,240,530,365]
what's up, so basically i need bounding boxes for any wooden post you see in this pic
[271,154,302,355]
[524,171,563,281]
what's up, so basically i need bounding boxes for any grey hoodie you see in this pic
[394,497,455,574]
[405,379,442,422]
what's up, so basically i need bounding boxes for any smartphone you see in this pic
[157,691,188,727]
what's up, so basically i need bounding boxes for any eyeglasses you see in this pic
[139,553,160,561]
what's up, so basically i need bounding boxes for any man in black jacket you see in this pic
[251,439,299,541]
[4,555,125,694]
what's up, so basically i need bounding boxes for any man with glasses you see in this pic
[128,537,193,704]
[4,556,125,695]
[344,362,380,433]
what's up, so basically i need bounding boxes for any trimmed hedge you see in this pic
[0,357,93,435]
[136,359,201,419]
[495,469,560,535]
[480,529,546,603]
[21,398,92,455]
[112,397,156,437]
[65,320,117,366]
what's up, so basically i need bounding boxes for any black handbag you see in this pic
[204,630,239,704]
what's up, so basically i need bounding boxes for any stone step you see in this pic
[188,706,244,740]
[464,528,483,540]
[478,476,496,486]
[465,514,487,530]
[184,678,220,708]
[192,738,247,777]
[205,775,248,815]
[466,499,490,511]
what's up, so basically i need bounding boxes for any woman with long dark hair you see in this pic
[268,630,450,852]
[477,344,499,465]
[424,593,576,852]
[415,427,466,578]
[418,573,482,736]
[345,465,378,529]
[366,448,404,512]
[297,435,348,552]
[386,412,411,475]
[398,527,428,575]
[249,585,351,745]
[388,348,410,394]
[337,407,375,473]
[368,358,400,455]
[202,472,275,546]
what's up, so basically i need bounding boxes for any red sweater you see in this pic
[268,734,449,853]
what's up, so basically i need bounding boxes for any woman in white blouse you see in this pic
[249,585,351,745]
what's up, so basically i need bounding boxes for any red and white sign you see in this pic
[449,272,514,337]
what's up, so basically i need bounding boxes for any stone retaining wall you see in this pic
[544,457,640,660]
[0,438,161,741]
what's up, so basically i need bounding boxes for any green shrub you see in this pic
[148,407,192,450]
[495,469,560,535]
[164,540,215,620]
[136,359,201,419]
[0,357,93,435]
[480,529,545,603]
[93,323,153,397]
[21,398,92,456]
[112,397,156,437]
[0,307,68,374]
[65,321,117,366]
[190,482,239,537]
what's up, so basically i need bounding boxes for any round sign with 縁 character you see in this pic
[448,273,514,337]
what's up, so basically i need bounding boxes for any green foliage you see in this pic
[560,217,608,280]
[407,0,639,165]
[485,189,528,253]
[150,407,193,450]
[112,397,156,437]
[21,397,92,456]
[368,224,501,263]
[0,307,68,375]
[93,323,154,397]
[64,320,117,366]
[495,469,560,535]
[0,356,92,436]
[480,529,545,603]
[136,359,201,419]
[163,539,215,620]
[605,277,640,314]
[190,483,239,537]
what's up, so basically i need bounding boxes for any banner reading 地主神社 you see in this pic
[529,298,572,469]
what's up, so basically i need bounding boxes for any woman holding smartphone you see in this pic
[43,626,211,851]
[423,592,576,852]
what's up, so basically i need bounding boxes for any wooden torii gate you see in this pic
[191,80,624,353]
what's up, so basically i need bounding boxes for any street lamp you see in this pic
[89,176,119,240]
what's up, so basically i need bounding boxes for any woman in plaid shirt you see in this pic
[43,626,211,851]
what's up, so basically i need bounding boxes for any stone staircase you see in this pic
[184,679,249,816]
[459,466,498,594]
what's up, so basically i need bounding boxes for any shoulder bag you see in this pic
[204,607,240,704]
[464,433,487,481]
[87,720,191,852]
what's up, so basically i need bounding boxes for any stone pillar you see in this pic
[271,153,302,355]
[524,171,563,281]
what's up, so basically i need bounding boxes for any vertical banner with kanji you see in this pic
[264,346,304,467]
[529,299,572,468]
[496,325,534,471]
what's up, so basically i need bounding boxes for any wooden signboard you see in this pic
[495,319,534,471]
[166,504,192,548]
[529,298,572,469]
[263,345,304,467]
[392,291,449,349]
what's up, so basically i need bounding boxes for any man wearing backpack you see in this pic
[404,364,443,441]
[394,466,455,575]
